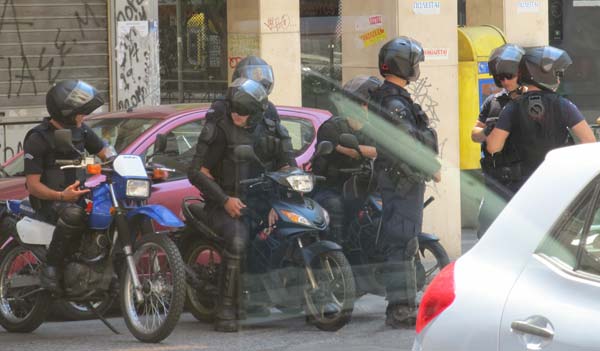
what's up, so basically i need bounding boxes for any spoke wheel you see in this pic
[120,235,185,343]
[304,251,355,332]
[416,241,450,292]
[183,240,221,322]
[0,243,50,332]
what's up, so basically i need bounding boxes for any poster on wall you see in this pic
[517,1,541,13]
[413,1,442,15]
[116,21,161,111]
[355,15,387,48]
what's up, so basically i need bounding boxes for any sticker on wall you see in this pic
[478,62,489,74]
[517,1,541,13]
[355,15,383,32]
[359,28,387,48]
[413,1,441,15]
[424,48,449,60]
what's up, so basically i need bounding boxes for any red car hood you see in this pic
[0,177,27,201]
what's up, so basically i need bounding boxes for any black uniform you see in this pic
[477,91,518,237]
[495,90,584,188]
[370,80,439,310]
[312,117,374,243]
[187,98,293,327]
[23,118,104,267]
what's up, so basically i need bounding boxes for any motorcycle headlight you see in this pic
[286,175,314,193]
[126,179,150,198]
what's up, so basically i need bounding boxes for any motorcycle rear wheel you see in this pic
[416,241,450,291]
[304,250,355,332]
[183,239,221,322]
[0,242,50,332]
[120,235,185,343]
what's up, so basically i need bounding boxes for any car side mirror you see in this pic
[339,133,359,150]
[54,129,74,153]
[154,134,168,154]
[314,141,333,158]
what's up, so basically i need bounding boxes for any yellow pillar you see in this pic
[467,0,549,46]
[227,0,301,106]
[342,0,461,258]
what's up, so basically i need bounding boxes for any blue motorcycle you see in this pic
[175,143,356,332]
[0,130,186,343]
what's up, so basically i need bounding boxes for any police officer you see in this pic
[312,75,380,243]
[187,78,294,332]
[23,80,110,292]
[471,44,525,238]
[232,55,296,167]
[487,46,595,186]
[370,37,441,328]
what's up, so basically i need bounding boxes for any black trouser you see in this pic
[477,173,518,238]
[40,202,87,267]
[313,187,363,244]
[378,172,424,307]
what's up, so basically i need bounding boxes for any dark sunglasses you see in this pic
[497,73,515,81]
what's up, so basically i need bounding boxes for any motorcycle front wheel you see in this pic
[304,250,355,332]
[120,235,185,343]
[416,241,450,291]
[0,242,50,332]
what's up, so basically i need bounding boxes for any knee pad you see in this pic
[56,206,86,238]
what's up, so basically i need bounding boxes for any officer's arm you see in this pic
[187,122,229,205]
[358,145,377,159]
[472,96,493,143]
[571,120,596,144]
[486,128,509,154]
[96,147,112,161]
[26,175,62,201]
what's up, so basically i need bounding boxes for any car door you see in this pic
[499,181,600,351]
[144,119,203,218]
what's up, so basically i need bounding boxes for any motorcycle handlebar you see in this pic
[240,177,262,185]
[55,159,81,166]
[339,168,363,174]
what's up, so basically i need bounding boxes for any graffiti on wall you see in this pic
[116,21,160,110]
[0,0,101,98]
[117,0,148,22]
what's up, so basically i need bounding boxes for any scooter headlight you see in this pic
[286,175,314,193]
[126,179,150,199]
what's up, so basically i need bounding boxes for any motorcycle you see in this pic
[336,133,450,297]
[0,130,186,343]
[173,142,357,332]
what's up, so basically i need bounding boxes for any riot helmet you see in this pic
[488,43,525,87]
[342,76,382,105]
[519,46,572,91]
[228,78,268,117]
[378,36,424,82]
[46,80,104,127]
[232,56,275,95]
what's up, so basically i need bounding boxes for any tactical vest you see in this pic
[510,91,571,179]
[24,119,87,209]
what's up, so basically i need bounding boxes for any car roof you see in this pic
[85,103,211,121]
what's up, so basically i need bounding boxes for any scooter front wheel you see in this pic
[304,250,355,332]
[120,235,186,343]
[0,242,50,332]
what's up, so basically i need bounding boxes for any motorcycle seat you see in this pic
[182,200,220,240]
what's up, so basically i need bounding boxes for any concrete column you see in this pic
[227,0,301,106]
[467,0,549,46]
[342,0,461,258]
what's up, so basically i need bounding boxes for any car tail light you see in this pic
[416,261,456,334]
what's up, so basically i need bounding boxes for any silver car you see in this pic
[413,143,600,351]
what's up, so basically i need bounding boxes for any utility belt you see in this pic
[384,163,426,196]
[481,159,523,184]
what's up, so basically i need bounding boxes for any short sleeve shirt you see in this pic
[496,96,585,132]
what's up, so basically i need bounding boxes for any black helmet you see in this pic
[378,36,424,81]
[342,76,382,105]
[488,44,525,87]
[232,56,275,95]
[228,78,268,116]
[46,80,104,127]
[519,46,572,91]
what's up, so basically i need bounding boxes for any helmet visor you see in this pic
[237,65,274,94]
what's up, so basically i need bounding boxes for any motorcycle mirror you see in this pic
[339,133,360,150]
[154,134,168,154]
[54,129,75,153]
[314,141,334,158]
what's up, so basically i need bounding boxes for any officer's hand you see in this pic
[224,197,246,218]
[62,180,90,202]
[268,208,278,229]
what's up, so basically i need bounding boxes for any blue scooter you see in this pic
[0,130,186,343]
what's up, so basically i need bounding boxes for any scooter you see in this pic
[336,133,450,297]
[174,142,357,331]
[0,130,186,343]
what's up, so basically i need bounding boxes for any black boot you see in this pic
[40,265,61,293]
[385,303,417,328]
[215,252,241,332]
[384,259,418,329]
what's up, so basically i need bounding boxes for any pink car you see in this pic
[0,104,331,219]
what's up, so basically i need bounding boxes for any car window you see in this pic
[537,183,600,277]
[145,120,204,180]
[280,116,315,156]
